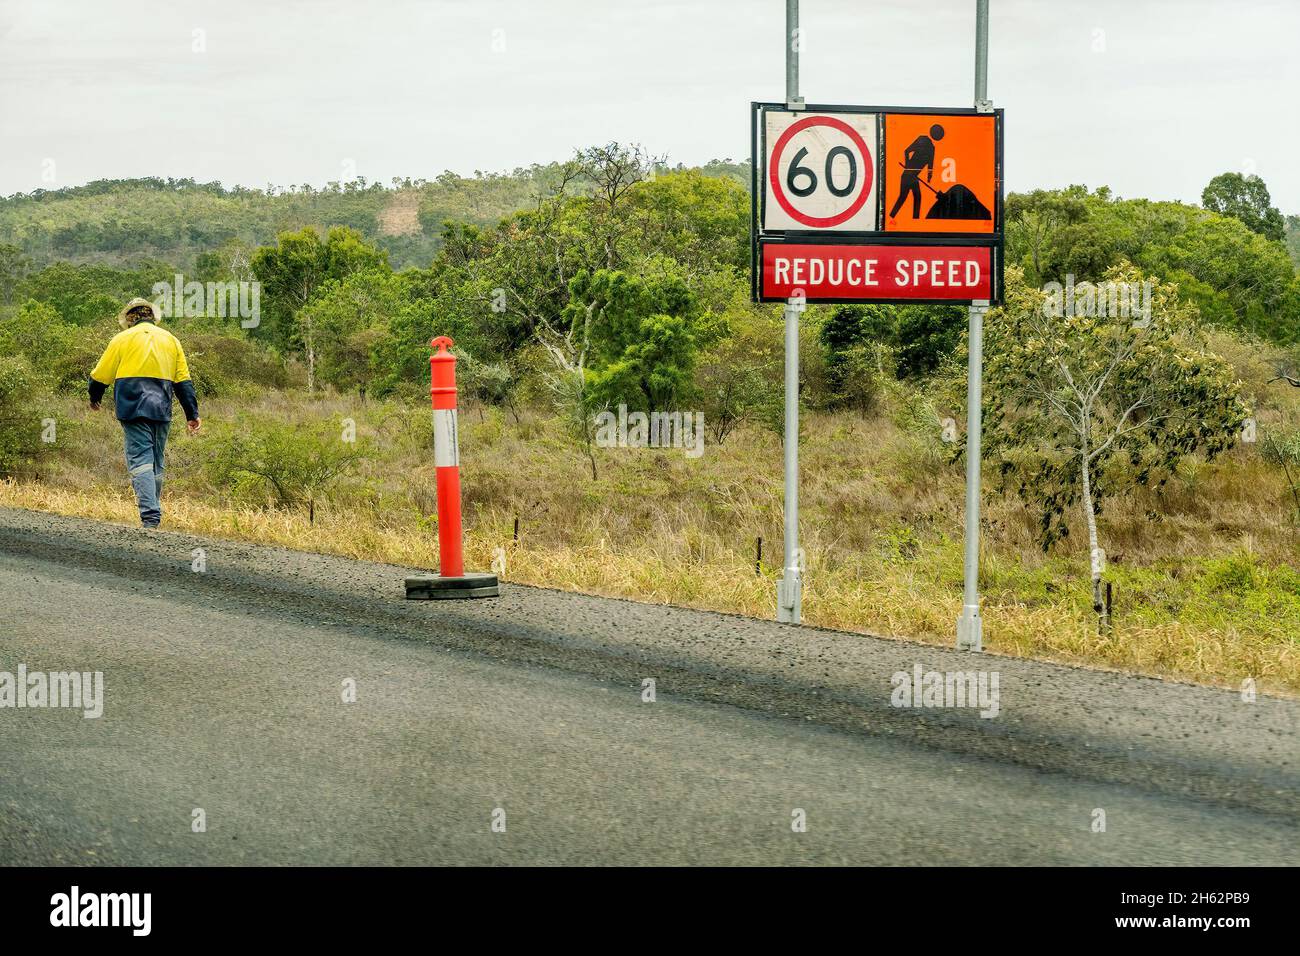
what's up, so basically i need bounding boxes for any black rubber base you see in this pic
[404,572,500,600]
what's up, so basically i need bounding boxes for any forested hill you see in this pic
[0,153,1295,344]
[0,160,750,272]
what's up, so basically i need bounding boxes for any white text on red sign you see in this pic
[761,244,991,302]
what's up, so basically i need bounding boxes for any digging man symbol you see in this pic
[889,123,945,222]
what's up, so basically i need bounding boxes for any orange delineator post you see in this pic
[429,336,464,578]
[404,334,497,600]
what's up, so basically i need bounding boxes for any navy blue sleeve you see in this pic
[175,379,199,421]
[88,377,108,405]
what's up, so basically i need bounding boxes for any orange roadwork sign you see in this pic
[883,113,997,234]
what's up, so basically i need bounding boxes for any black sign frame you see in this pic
[750,101,1005,305]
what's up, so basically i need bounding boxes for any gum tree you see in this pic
[252,226,390,380]
[961,264,1248,620]
[1201,172,1285,243]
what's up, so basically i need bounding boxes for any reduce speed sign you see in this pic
[763,111,878,232]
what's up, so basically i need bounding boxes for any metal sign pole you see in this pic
[777,0,803,624]
[957,298,987,650]
[957,0,991,651]
[974,0,991,112]
[785,0,802,110]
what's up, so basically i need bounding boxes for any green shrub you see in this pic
[0,356,50,476]
[181,332,288,398]
[833,343,892,415]
[1197,551,1261,597]
[201,416,364,511]
[0,299,105,393]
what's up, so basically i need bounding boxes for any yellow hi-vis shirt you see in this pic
[89,321,199,422]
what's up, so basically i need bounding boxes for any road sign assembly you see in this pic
[764,0,998,640]
[752,103,1004,305]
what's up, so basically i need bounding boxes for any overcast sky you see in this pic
[1,0,1296,212]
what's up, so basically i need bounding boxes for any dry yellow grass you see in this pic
[5,380,1298,696]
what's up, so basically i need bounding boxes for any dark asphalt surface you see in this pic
[0,508,1296,865]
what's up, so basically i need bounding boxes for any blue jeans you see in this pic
[121,418,171,526]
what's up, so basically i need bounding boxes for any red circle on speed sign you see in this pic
[768,115,874,228]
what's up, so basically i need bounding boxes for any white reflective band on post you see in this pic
[433,408,459,468]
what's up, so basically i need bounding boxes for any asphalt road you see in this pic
[1,508,1296,865]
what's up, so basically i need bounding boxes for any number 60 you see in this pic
[787,145,858,198]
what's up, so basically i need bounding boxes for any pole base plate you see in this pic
[405,572,500,600]
[956,606,983,651]
[776,576,802,625]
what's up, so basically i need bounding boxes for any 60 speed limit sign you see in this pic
[762,111,878,232]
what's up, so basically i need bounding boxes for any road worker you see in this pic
[88,297,201,528]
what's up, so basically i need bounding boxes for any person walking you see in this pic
[88,297,200,528]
